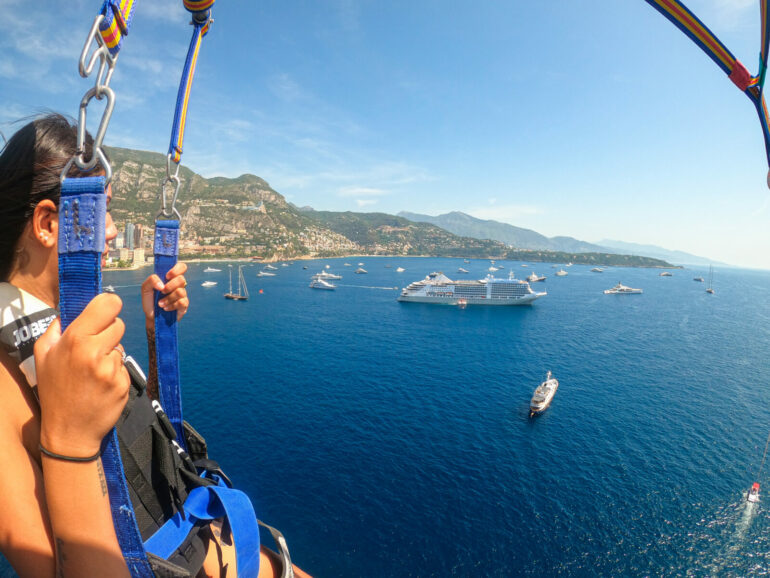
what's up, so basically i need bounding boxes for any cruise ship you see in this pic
[397,272,545,305]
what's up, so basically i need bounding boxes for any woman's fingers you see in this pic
[69,293,124,337]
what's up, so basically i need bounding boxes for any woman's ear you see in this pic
[32,199,58,249]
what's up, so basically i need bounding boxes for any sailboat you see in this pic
[706,265,715,294]
[224,265,249,301]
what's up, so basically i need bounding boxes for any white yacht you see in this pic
[203,267,221,273]
[604,282,642,295]
[526,272,546,283]
[355,267,368,274]
[555,269,568,277]
[457,268,469,274]
[530,371,559,417]
[591,267,604,273]
[265,264,278,270]
[201,281,217,287]
[310,278,336,290]
[257,271,276,277]
[315,270,342,280]
[396,267,405,273]
[659,271,672,277]
[488,266,499,272]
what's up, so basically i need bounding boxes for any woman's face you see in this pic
[103,184,118,267]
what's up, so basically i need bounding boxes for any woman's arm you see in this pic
[0,293,133,577]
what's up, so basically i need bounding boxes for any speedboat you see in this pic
[310,278,336,290]
[693,277,704,282]
[396,267,405,273]
[488,266,499,272]
[457,267,469,274]
[591,267,604,273]
[604,282,642,294]
[526,272,546,283]
[355,268,368,274]
[104,285,116,293]
[201,281,217,287]
[555,269,568,276]
[659,271,672,277]
[748,482,761,503]
[257,271,276,277]
[203,267,221,273]
[530,371,559,417]
[265,264,278,270]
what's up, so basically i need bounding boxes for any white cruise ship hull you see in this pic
[397,293,542,305]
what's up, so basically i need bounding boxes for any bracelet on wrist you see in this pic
[39,443,101,463]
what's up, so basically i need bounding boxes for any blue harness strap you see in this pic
[144,476,261,577]
[153,220,187,448]
[58,176,155,577]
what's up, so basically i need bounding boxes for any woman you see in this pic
[0,114,306,577]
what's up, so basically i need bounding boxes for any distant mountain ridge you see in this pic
[398,211,711,265]
[398,211,606,253]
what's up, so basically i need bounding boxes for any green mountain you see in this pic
[106,146,675,267]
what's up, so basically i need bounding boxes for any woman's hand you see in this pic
[34,293,130,458]
[141,262,189,327]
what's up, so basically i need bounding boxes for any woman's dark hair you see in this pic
[0,113,96,280]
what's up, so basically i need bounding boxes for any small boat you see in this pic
[310,278,336,290]
[281,263,289,267]
[344,263,352,267]
[748,482,761,503]
[396,267,405,273]
[358,262,364,266]
[659,271,672,277]
[693,277,704,282]
[555,269,568,277]
[265,264,278,270]
[521,264,528,268]
[303,266,308,270]
[104,285,116,293]
[464,259,470,263]
[355,268,368,274]
[566,262,573,267]
[604,282,642,295]
[457,267,469,274]
[706,265,715,294]
[488,266,499,272]
[257,271,276,277]
[201,281,217,287]
[203,267,221,273]
[526,272,546,283]
[457,298,467,309]
[224,266,249,301]
[530,371,559,417]
[591,267,604,273]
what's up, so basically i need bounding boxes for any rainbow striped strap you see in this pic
[645,0,770,167]
[168,4,214,163]
[98,0,136,57]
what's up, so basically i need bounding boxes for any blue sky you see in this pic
[1,0,769,268]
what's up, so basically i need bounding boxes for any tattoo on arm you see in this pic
[97,459,108,497]
[146,324,158,401]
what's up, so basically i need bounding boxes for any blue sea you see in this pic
[4,257,770,576]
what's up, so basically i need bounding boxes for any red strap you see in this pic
[729,59,753,91]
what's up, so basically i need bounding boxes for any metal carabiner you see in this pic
[157,154,183,220]
[78,15,117,93]
[74,85,115,173]
[60,147,112,185]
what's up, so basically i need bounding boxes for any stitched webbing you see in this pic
[58,177,154,577]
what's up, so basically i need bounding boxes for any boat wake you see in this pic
[705,497,760,575]
[337,284,400,290]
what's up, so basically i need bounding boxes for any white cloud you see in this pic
[140,1,187,24]
[356,199,378,208]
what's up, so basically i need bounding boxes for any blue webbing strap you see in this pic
[153,220,187,448]
[58,177,154,577]
[144,477,260,577]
